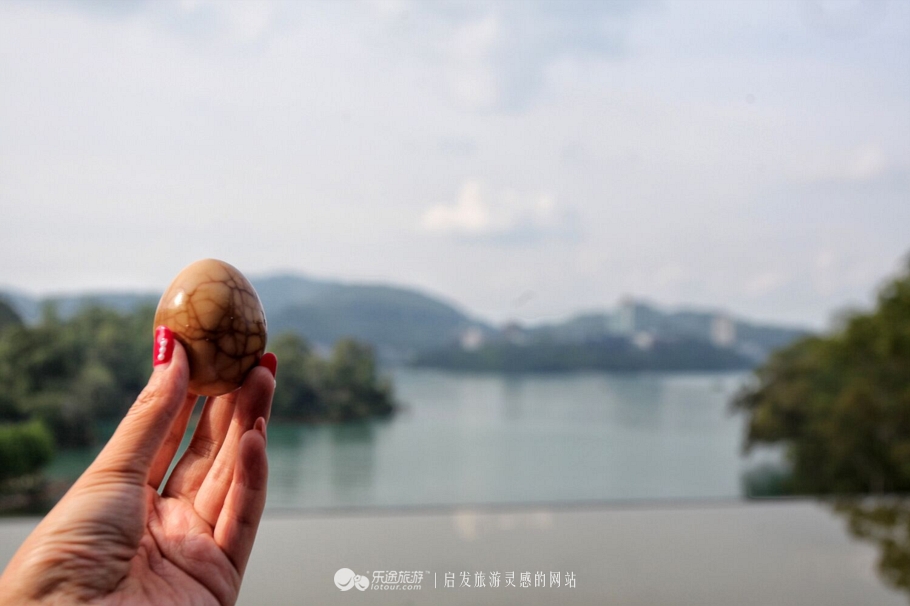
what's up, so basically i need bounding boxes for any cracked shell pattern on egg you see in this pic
[154,259,267,396]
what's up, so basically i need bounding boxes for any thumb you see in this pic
[88,327,190,485]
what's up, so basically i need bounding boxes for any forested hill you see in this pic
[0,275,808,365]
[267,283,487,359]
[0,275,492,360]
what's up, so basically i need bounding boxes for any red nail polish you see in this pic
[153,326,175,367]
[260,352,277,378]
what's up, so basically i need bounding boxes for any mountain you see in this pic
[250,274,336,310]
[489,299,809,363]
[0,289,158,324]
[414,300,809,372]
[267,282,492,361]
[0,275,492,361]
[0,279,809,365]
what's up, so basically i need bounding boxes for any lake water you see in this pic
[47,369,775,509]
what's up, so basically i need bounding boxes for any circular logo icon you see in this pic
[335,568,369,591]
[335,568,356,591]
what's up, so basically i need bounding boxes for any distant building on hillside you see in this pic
[710,314,736,347]
[632,331,655,350]
[459,326,485,351]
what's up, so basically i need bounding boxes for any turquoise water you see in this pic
[47,369,768,509]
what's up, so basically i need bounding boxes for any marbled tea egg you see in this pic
[154,259,267,396]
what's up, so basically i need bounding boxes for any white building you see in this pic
[710,314,736,347]
[459,327,485,351]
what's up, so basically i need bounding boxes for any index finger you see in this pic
[147,390,200,490]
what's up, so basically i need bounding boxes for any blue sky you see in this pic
[0,0,908,328]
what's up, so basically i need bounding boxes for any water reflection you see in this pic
[497,373,673,427]
[833,498,910,598]
[600,375,667,430]
[265,424,306,497]
[329,423,376,495]
[501,376,525,421]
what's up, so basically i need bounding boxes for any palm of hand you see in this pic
[0,345,274,606]
[101,488,242,605]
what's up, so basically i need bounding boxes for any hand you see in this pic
[0,330,277,605]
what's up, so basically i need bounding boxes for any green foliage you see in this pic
[0,302,396,454]
[268,334,395,422]
[735,259,910,494]
[269,333,322,419]
[0,298,22,334]
[0,304,155,447]
[321,339,395,421]
[741,463,794,498]
[0,420,54,484]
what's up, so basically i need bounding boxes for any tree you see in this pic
[0,420,54,484]
[734,257,910,494]
[268,333,322,419]
[0,300,397,450]
[0,305,154,447]
[0,298,22,334]
[322,339,394,421]
[266,334,396,422]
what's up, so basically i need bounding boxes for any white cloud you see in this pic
[420,180,566,239]
[844,144,888,181]
[424,2,636,112]
[421,181,494,234]
[789,143,890,183]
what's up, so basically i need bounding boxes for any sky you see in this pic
[0,0,908,329]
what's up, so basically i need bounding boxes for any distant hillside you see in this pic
[524,300,808,361]
[268,283,491,360]
[0,290,158,324]
[416,299,811,372]
[250,274,336,310]
[0,278,809,367]
[0,275,492,361]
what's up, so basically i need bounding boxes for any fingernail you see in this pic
[255,417,267,443]
[153,326,175,367]
[260,352,277,379]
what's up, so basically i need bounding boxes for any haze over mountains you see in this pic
[0,274,808,366]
